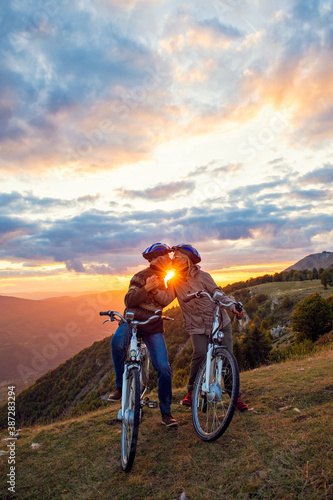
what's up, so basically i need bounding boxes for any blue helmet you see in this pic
[142,242,171,261]
[171,244,201,264]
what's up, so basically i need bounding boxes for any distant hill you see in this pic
[0,291,126,402]
[284,251,333,272]
[0,335,115,427]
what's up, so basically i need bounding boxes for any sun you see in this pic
[164,270,175,286]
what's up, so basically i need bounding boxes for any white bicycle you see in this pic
[100,309,173,472]
[183,291,242,441]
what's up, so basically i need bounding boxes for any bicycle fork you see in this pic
[118,335,141,423]
[201,345,223,397]
[118,364,128,422]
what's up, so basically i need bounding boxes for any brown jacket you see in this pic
[170,265,235,335]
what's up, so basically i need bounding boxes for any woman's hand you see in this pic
[232,306,244,319]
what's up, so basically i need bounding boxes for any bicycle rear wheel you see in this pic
[121,367,140,471]
[192,347,239,442]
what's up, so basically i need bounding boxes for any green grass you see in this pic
[248,279,332,301]
[1,347,332,499]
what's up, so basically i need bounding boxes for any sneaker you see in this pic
[182,391,192,407]
[107,387,122,402]
[236,395,248,412]
[161,413,178,427]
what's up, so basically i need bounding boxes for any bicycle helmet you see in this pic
[142,242,171,261]
[171,243,201,264]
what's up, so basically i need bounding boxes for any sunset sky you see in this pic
[1,0,333,297]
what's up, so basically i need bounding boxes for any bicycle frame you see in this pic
[118,323,142,423]
[196,294,230,393]
[184,290,242,441]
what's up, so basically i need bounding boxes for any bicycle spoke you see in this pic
[192,348,239,441]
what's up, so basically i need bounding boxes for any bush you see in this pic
[290,293,333,343]
[281,295,294,308]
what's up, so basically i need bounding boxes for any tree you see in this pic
[290,293,333,343]
[320,270,330,289]
[312,267,319,279]
[293,270,300,281]
[233,320,272,370]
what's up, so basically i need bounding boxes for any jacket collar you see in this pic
[178,264,201,279]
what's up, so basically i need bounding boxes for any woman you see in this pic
[170,243,248,412]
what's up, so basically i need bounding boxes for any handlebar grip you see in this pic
[183,294,196,303]
[99,311,110,316]
[235,302,243,313]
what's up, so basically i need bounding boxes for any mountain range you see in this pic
[0,291,125,401]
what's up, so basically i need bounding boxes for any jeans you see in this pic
[111,322,172,415]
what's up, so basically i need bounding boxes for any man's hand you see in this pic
[145,275,160,292]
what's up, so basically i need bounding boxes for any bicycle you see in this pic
[100,309,173,472]
[183,290,243,442]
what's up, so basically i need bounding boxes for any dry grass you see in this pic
[1,348,332,499]
[249,279,332,301]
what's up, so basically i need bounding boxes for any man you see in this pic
[170,243,248,412]
[108,243,178,427]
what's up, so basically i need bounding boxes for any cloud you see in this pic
[65,259,86,273]
[300,164,333,185]
[118,180,195,200]
[0,1,174,174]
[1,163,332,275]
[1,0,333,178]
[0,191,102,215]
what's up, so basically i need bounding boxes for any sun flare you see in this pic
[164,270,175,286]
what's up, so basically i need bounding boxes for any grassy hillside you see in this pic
[246,279,333,301]
[0,347,332,499]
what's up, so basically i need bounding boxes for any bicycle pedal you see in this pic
[148,400,157,408]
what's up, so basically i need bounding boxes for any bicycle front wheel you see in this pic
[192,348,240,442]
[121,367,140,471]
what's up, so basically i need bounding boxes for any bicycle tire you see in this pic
[121,367,140,472]
[192,347,240,442]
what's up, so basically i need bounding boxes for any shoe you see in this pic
[107,387,122,402]
[161,413,178,427]
[236,395,248,412]
[182,391,192,407]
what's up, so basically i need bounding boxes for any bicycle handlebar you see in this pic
[99,310,174,325]
[183,290,243,312]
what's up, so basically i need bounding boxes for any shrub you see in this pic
[281,295,294,308]
[290,293,333,343]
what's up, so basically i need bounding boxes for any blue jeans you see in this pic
[111,322,172,415]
